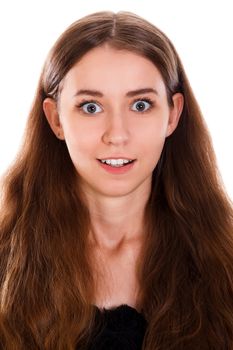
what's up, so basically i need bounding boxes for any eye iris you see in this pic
[136,101,146,111]
[87,104,96,113]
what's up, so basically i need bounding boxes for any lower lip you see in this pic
[97,160,136,174]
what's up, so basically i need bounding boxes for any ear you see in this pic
[166,93,184,137]
[43,97,65,140]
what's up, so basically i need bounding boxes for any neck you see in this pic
[85,183,151,252]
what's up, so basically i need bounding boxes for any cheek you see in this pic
[63,126,99,170]
[139,123,167,165]
[66,135,92,156]
[61,116,93,147]
[139,119,167,147]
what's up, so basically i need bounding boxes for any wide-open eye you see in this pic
[77,101,102,114]
[131,99,153,112]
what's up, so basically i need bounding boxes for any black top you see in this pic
[86,304,147,350]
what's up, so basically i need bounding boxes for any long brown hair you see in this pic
[1,11,233,349]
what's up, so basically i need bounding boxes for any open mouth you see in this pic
[97,159,136,168]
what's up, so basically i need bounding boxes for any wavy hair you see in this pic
[0,11,233,349]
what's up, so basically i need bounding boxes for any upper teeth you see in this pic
[100,159,133,165]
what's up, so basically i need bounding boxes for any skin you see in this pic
[43,44,183,308]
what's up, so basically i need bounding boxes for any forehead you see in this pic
[61,44,166,96]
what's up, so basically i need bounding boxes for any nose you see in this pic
[102,112,130,146]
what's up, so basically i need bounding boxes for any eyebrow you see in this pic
[73,88,158,98]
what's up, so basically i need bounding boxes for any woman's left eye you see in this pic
[131,99,153,112]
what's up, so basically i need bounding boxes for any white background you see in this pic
[0,0,232,200]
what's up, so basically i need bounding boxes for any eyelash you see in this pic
[76,97,155,114]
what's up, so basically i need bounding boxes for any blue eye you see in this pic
[78,101,102,114]
[77,98,154,115]
[131,99,153,112]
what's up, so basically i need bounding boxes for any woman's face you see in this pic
[43,44,183,199]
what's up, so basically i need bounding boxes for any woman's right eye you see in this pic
[77,101,102,115]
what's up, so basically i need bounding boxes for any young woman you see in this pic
[0,11,233,350]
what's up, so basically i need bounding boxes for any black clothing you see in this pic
[86,304,147,350]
